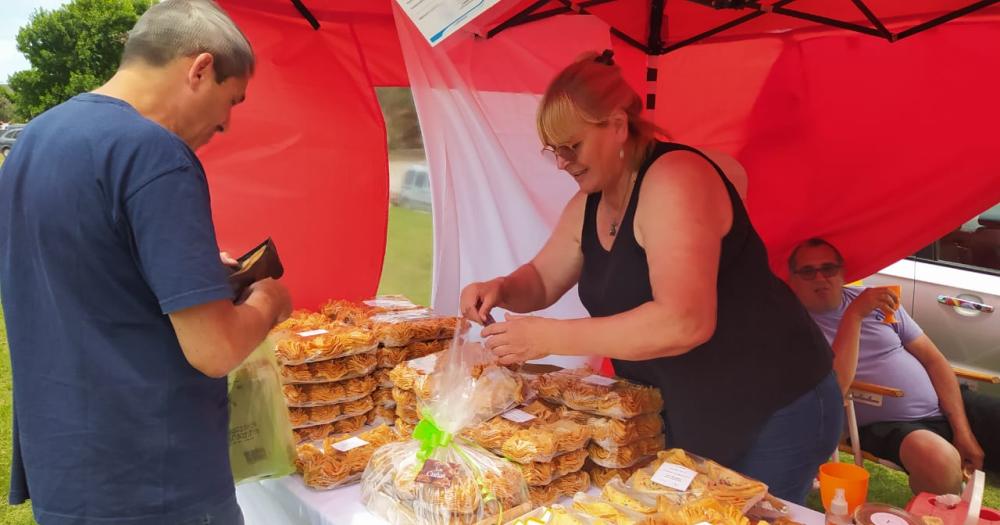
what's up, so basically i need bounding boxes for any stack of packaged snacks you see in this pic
[531,367,665,482]
[322,297,458,428]
[463,398,593,507]
[361,334,533,525]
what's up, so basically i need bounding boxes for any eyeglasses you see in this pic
[793,263,843,280]
[541,141,582,164]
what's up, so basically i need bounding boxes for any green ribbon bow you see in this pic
[412,415,453,464]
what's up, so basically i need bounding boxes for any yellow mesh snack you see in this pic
[280,352,378,384]
[274,324,377,365]
[587,434,665,469]
[295,424,400,489]
[534,368,663,419]
[282,374,378,407]
[629,449,768,513]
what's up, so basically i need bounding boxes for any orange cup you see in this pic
[878,284,902,324]
[819,462,869,514]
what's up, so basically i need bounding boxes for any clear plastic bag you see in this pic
[571,491,656,525]
[587,434,665,469]
[584,458,654,489]
[322,295,421,326]
[228,340,297,484]
[505,504,610,525]
[527,470,590,507]
[281,374,378,407]
[288,394,375,429]
[292,413,370,443]
[274,324,377,365]
[587,413,663,449]
[369,309,463,346]
[372,386,396,408]
[626,448,768,514]
[280,351,378,384]
[295,424,400,490]
[515,449,588,487]
[378,339,450,369]
[361,328,532,525]
[533,368,663,419]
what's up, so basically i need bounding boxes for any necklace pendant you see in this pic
[609,222,618,237]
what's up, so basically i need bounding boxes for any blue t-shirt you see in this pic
[0,93,236,524]
[809,287,941,426]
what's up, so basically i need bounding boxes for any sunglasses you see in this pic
[793,263,843,280]
[541,141,582,163]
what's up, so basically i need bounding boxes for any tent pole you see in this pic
[768,6,887,39]
[895,0,1000,41]
[849,0,892,39]
[289,0,320,30]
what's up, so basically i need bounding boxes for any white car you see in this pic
[865,202,1000,396]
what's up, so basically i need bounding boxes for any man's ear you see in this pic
[187,53,216,89]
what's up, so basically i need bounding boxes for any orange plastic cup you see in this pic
[819,462,869,514]
[878,284,902,324]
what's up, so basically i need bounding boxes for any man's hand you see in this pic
[220,251,239,269]
[846,287,898,321]
[953,431,985,475]
[247,278,292,324]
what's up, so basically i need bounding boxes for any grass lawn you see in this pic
[376,205,433,307]
[1,195,998,522]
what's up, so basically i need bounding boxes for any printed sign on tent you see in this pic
[394,0,501,46]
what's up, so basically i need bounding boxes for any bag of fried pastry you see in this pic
[322,295,422,326]
[272,322,377,366]
[626,448,768,514]
[361,326,532,525]
[368,308,463,347]
[295,424,401,490]
[532,367,663,419]
[505,504,610,525]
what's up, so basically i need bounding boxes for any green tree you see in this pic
[8,0,152,121]
[0,86,16,123]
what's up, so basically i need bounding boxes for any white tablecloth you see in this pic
[237,476,825,525]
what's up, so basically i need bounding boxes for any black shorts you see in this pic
[857,386,1000,473]
[857,418,953,470]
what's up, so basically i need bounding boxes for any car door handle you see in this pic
[938,295,994,313]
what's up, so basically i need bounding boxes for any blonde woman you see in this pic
[460,50,840,503]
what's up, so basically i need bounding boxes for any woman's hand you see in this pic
[481,314,560,365]
[459,278,503,325]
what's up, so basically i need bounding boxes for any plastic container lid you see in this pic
[855,503,924,525]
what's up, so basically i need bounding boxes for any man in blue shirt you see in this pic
[788,238,998,495]
[0,1,292,523]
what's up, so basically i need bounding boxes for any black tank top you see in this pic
[578,142,832,466]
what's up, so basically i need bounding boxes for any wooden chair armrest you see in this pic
[952,366,1000,384]
[849,380,905,397]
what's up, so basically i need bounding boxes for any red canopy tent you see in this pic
[205,0,1000,310]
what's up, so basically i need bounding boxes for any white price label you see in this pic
[582,374,617,386]
[332,436,370,452]
[651,462,698,491]
[296,329,329,337]
[501,409,537,423]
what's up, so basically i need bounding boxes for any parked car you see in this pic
[0,125,25,157]
[391,165,432,212]
[865,201,1000,396]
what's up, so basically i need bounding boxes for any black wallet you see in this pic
[227,238,284,299]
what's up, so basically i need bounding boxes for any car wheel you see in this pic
[1,147,8,157]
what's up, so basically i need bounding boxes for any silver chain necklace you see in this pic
[608,171,637,237]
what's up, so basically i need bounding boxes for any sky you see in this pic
[1,0,68,84]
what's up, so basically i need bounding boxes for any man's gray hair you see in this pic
[121,0,254,82]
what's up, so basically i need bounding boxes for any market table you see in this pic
[236,476,826,525]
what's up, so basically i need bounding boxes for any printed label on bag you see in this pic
[364,297,417,309]
[332,436,370,452]
[651,462,698,491]
[296,329,329,337]
[415,459,459,488]
[582,374,617,386]
[501,409,537,423]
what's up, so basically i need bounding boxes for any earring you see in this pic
[619,148,624,160]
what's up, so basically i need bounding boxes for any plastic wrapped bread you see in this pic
[322,296,421,326]
[377,339,450,369]
[295,424,400,489]
[587,434,665,469]
[274,324,377,365]
[282,374,378,407]
[292,412,370,443]
[628,448,768,513]
[517,449,589,486]
[584,458,654,489]
[534,368,663,419]
[369,309,462,346]
[280,352,378,384]
[527,470,591,507]
[571,492,656,525]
